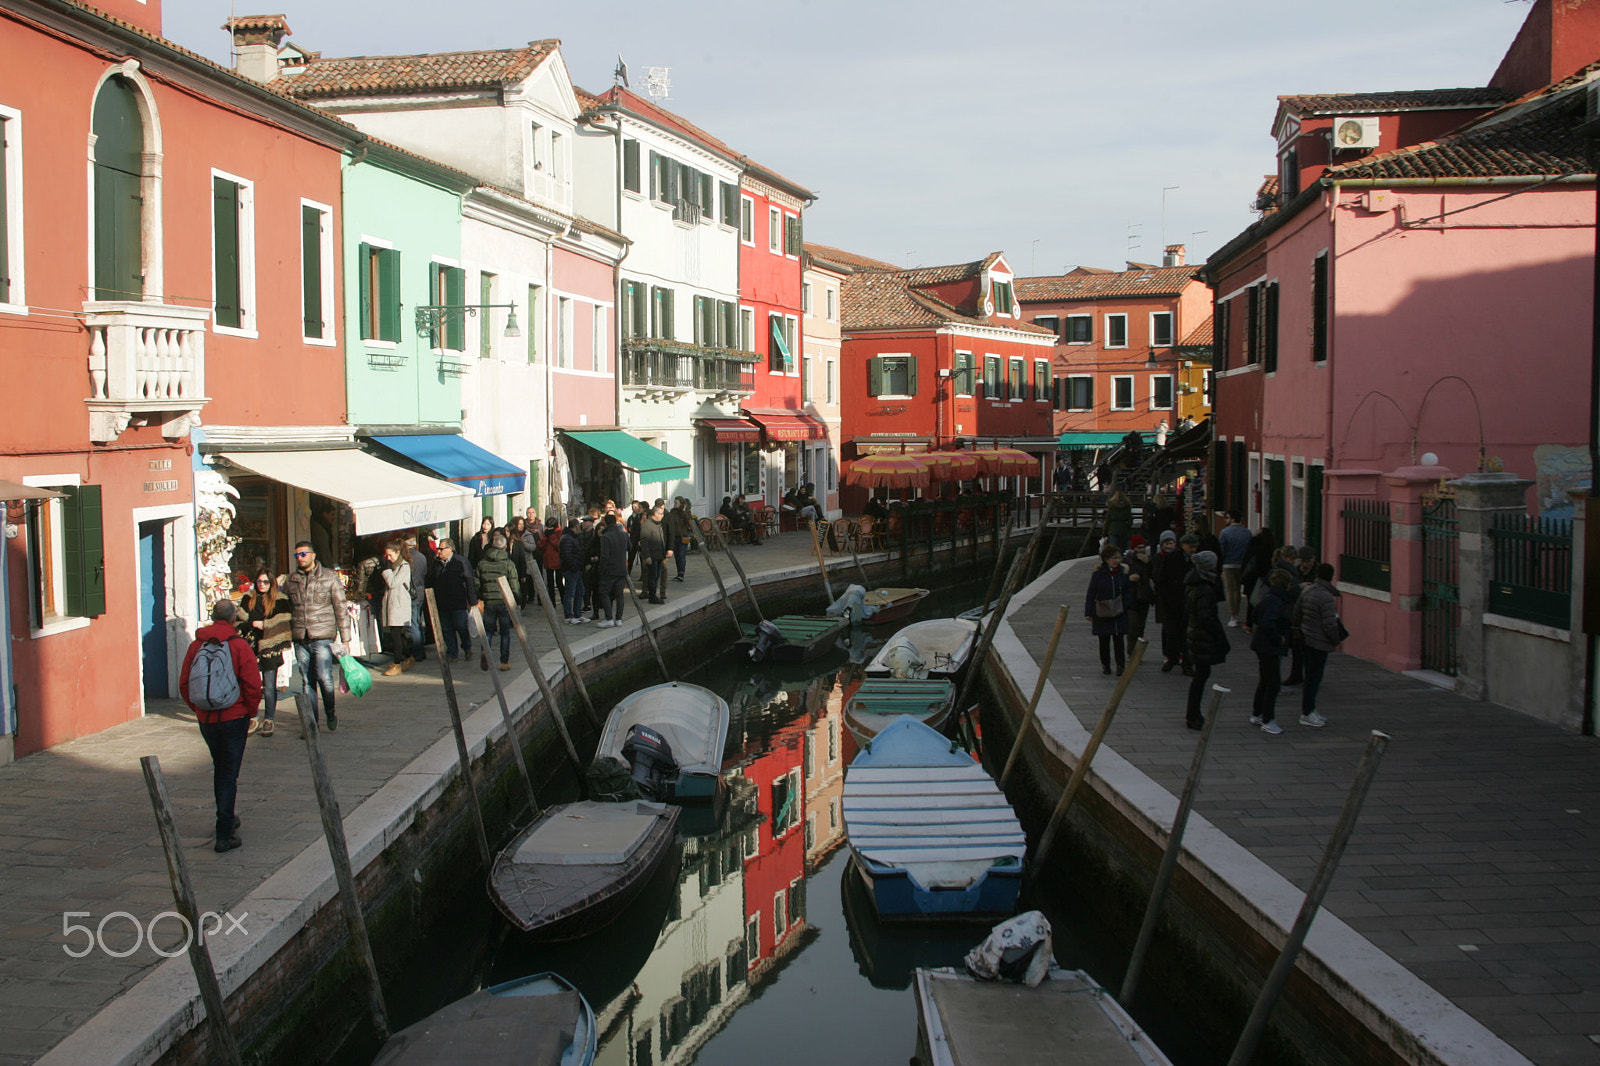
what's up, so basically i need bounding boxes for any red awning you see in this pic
[698,418,763,443]
[746,410,827,442]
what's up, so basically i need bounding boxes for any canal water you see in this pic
[344,581,1201,1066]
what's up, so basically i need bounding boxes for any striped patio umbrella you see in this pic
[966,448,1035,476]
[920,451,984,481]
[843,454,931,490]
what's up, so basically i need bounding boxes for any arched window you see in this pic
[92,76,143,300]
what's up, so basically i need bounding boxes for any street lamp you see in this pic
[413,303,521,339]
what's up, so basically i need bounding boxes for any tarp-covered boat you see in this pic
[372,971,597,1066]
[588,682,732,803]
[865,617,980,680]
[862,587,930,625]
[737,615,851,663]
[844,678,957,741]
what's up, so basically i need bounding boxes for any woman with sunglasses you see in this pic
[240,570,293,736]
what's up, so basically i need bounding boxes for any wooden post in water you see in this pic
[624,572,672,682]
[1032,638,1148,871]
[525,559,601,728]
[497,577,587,783]
[808,519,835,602]
[711,520,765,624]
[289,693,392,1041]
[1226,731,1392,1066]
[979,508,1017,618]
[998,604,1070,790]
[423,588,492,869]
[138,757,246,1066]
[1119,684,1229,1004]
[955,505,1054,714]
[693,521,746,640]
[469,605,541,822]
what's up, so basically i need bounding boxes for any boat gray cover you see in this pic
[372,987,578,1066]
[514,801,664,865]
[594,683,732,779]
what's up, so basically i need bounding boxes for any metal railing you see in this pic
[1489,512,1572,629]
[621,340,756,393]
[1339,499,1391,591]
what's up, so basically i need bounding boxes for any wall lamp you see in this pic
[414,303,521,339]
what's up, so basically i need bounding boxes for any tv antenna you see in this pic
[644,67,672,102]
[1126,223,1142,259]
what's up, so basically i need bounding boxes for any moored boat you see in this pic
[843,678,957,741]
[862,586,930,625]
[587,682,732,803]
[842,717,1024,919]
[737,615,851,663]
[490,800,680,940]
[865,617,980,679]
[372,971,597,1066]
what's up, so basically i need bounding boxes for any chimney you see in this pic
[224,15,291,84]
[1490,0,1600,96]
[1163,244,1186,268]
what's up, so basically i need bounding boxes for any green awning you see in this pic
[1058,431,1155,450]
[562,430,690,484]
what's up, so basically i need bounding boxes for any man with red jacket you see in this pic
[179,599,262,853]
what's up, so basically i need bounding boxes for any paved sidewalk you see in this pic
[0,529,866,1066]
[1008,560,1600,1066]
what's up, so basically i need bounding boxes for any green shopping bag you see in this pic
[338,654,372,698]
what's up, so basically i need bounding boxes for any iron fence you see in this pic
[1339,498,1391,591]
[1489,513,1573,629]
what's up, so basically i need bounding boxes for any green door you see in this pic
[92,77,143,301]
[1267,459,1286,538]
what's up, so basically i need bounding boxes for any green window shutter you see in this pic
[785,215,802,256]
[1311,255,1329,363]
[694,296,706,344]
[427,262,441,347]
[62,485,105,619]
[649,151,659,200]
[1305,465,1324,554]
[721,182,737,226]
[445,267,466,351]
[1230,441,1248,518]
[528,283,541,362]
[623,139,640,192]
[380,248,401,342]
[92,78,144,301]
[868,357,884,397]
[479,272,493,358]
[906,355,918,396]
[212,177,241,328]
[1211,440,1228,514]
[1268,459,1286,537]
[358,243,373,339]
[1264,282,1280,373]
[301,206,323,338]
[718,300,735,347]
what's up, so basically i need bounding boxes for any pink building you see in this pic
[1204,1,1597,676]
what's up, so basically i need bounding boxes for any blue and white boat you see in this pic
[842,717,1025,919]
[372,971,596,1065]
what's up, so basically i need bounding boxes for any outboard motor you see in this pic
[622,724,679,800]
[748,619,789,662]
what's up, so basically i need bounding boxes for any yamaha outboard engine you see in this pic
[748,619,788,662]
[622,724,679,800]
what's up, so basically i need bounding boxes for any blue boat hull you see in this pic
[852,852,1023,920]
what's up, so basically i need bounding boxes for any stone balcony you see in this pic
[620,339,756,402]
[84,301,212,443]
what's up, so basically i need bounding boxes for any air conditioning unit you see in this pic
[1331,117,1380,150]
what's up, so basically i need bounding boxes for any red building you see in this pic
[837,252,1054,510]
[0,1,352,758]
[735,687,814,979]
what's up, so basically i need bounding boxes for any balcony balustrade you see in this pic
[84,301,212,443]
[621,339,757,398]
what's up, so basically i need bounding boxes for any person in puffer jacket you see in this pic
[1183,550,1229,730]
[474,533,520,670]
[178,599,261,852]
[559,520,587,623]
[283,540,352,731]
[1293,562,1344,728]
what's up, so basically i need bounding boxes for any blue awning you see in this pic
[369,434,526,498]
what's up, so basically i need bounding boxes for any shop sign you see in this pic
[143,480,179,493]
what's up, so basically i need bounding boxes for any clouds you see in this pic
[167,0,1530,271]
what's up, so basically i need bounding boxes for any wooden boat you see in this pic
[372,971,597,1066]
[844,678,957,741]
[914,966,1173,1066]
[865,617,980,679]
[843,718,1024,919]
[737,614,851,663]
[841,855,986,990]
[490,800,680,939]
[588,682,732,803]
[863,586,930,625]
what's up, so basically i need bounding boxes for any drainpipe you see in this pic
[1586,140,1599,735]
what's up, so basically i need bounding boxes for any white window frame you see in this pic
[0,104,26,315]
[825,287,836,321]
[23,473,88,638]
[358,234,398,350]
[740,305,754,351]
[1111,374,1135,410]
[557,296,573,368]
[1151,373,1175,410]
[878,353,914,399]
[550,129,565,182]
[210,167,257,339]
[592,304,606,373]
[1066,374,1093,411]
[299,198,335,345]
[1065,313,1091,344]
[784,212,800,260]
[1150,311,1174,349]
[1034,359,1051,403]
[802,352,813,402]
[1032,315,1059,337]
[825,357,837,404]
[1290,456,1307,547]
[1203,368,1214,406]
[954,350,974,398]
[1105,313,1128,349]
[1008,356,1026,403]
[768,205,782,253]
[740,195,755,246]
[786,315,799,374]
[428,254,466,354]
[802,282,812,315]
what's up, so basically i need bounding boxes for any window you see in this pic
[1150,311,1173,348]
[1,107,23,309]
[990,280,1014,315]
[550,131,565,182]
[358,241,400,343]
[651,286,674,340]
[26,479,104,629]
[428,262,466,350]
[1105,313,1128,348]
[1262,281,1280,372]
[300,200,333,342]
[622,138,640,193]
[1066,375,1094,410]
[1203,369,1213,405]
[1111,375,1134,410]
[1152,374,1174,410]
[802,282,812,315]
[768,206,781,253]
[479,271,496,359]
[769,314,794,372]
[527,283,542,362]
[699,174,713,223]
[557,296,572,368]
[622,280,646,340]
[984,355,1002,399]
[694,295,715,346]
[953,351,974,397]
[720,181,739,227]
[1311,253,1328,363]
[717,300,737,348]
[212,172,255,334]
[825,288,836,321]
[825,358,837,404]
[802,353,813,402]
[592,306,606,372]
[529,121,542,171]
[1033,315,1059,338]
[785,214,802,257]
[1246,284,1260,365]
[740,306,753,350]
[740,196,754,244]
[93,76,144,302]
[1065,314,1092,344]
[771,770,800,834]
[1034,359,1051,401]
[1008,357,1024,400]
[868,355,915,397]
[1214,298,1230,372]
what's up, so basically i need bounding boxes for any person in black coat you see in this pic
[1154,531,1197,673]
[1083,544,1134,675]
[1183,550,1229,729]
[1249,570,1296,734]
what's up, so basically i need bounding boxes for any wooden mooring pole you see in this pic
[1119,684,1229,1004]
[469,604,542,822]
[624,571,673,683]
[955,502,1055,714]
[496,577,588,785]
[998,604,1069,790]
[138,756,246,1066]
[526,562,601,728]
[423,588,492,869]
[711,520,765,624]
[694,521,747,640]
[808,519,836,602]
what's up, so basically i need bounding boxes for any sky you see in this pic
[165,0,1534,276]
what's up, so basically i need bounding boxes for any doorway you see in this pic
[137,519,168,697]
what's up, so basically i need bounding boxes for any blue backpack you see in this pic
[188,636,242,711]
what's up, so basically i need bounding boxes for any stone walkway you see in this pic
[0,528,876,1066]
[1007,559,1600,1066]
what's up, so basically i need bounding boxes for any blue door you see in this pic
[138,520,168,698]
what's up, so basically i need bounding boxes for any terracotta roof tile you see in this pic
[842,255,1053,334]
[277,42,558,99]
[803,243,897,272]
[1177,315,1213,348]
[1277,87,1514,116]
[1015,264,1202,302]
